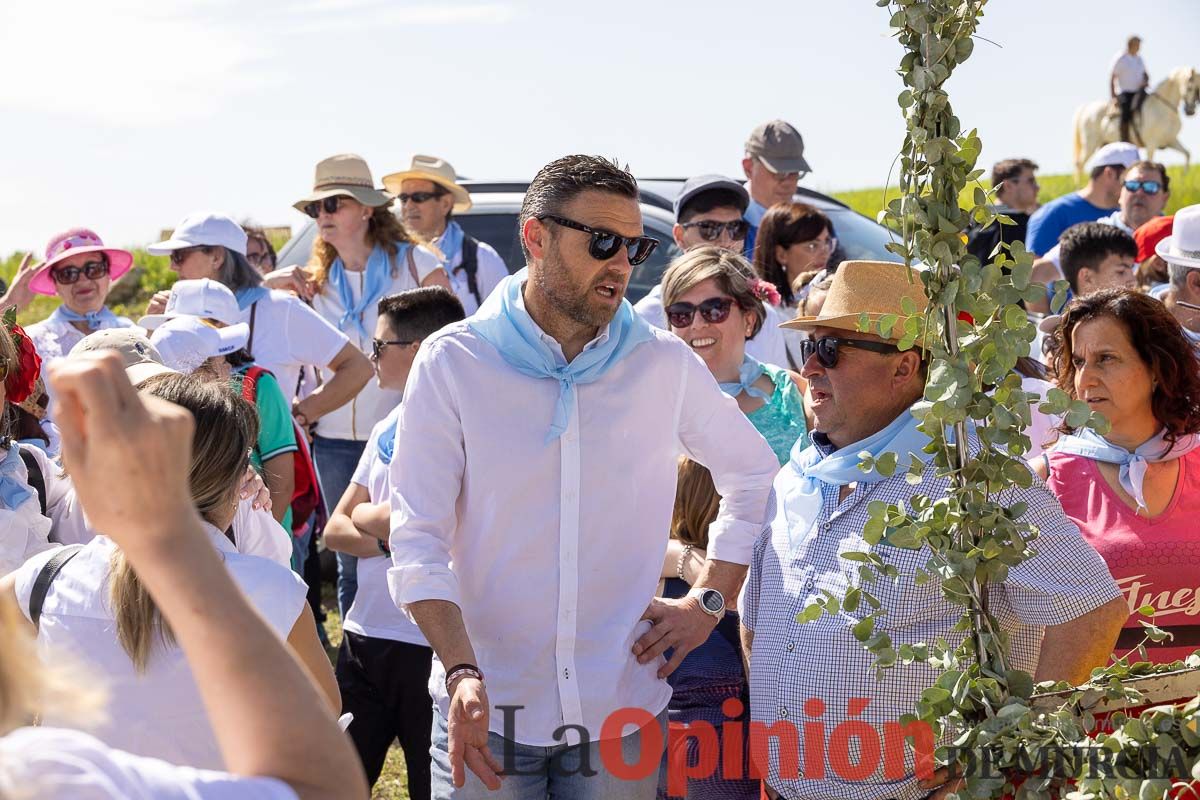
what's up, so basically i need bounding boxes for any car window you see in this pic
[826,209,904,267]
[628,223,681,304]
[454,214,522,274]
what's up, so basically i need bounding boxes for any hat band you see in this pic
[314,177,374,190]
[49,236,104,259]
[1174,246,1200,260]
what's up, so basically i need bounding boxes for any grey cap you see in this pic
[745,119,812,175]
[72,328,178,385]
[673,175,749,220]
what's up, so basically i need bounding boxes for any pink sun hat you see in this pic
[30,228,135,296]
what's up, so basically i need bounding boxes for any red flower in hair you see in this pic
[5,322,42,406]
[750,278,782,307]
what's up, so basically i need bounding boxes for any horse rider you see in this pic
[1111,35,1149,144]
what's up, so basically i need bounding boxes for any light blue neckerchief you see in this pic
[234,286,270,311]
[434,221,465,268]
[327,245,404,339]
[782,409,930,549]
[468,269,654,443]
[1054,427,1200,512]
[719,355,770,400]
[377,411,400,465]
[0,445,34,511]
[52,304,119,331]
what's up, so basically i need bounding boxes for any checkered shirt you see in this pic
[742,431,1121,800]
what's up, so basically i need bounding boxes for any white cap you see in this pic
[71,328,178,385]
[150,316,250,375]
[148,211,248,256]
[1155,204,1200,269]
[1084,142,1141,174]
[139,278,243,330]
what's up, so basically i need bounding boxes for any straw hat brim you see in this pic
[780,311,902,339]
[380,170,472,213]
[30,247,135,296]
[292,185,393,213]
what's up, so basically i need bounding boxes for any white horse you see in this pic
[1073,66,1200,179]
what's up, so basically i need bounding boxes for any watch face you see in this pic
[701,590,724,613]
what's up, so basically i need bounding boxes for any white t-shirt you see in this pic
[1112,52,1147,93]
[309,244,441,441]
[239,290,349,405]
[13,528,307,770]
[0,444,55,575]
[444,238,509,316]
[0,727,297,800]
[343,407,427,645]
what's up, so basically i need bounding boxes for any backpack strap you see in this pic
[406,245,419,285]
[29,545,84,630]
[18,448,47,517]
[241,365,268,404]
[246,301,259,359]
[458,236,482,306]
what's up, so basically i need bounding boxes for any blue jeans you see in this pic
[312,435,367,618]
[430,706,666,800]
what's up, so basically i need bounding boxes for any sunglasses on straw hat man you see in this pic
[381,155,473,213]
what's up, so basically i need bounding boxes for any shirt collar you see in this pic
[202,521,238,554]
[514,278,613,366]
[744,191,767,227]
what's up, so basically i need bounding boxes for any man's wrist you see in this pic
[445,664,484,693]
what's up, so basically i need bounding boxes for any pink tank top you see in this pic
[1045,450,1200,664]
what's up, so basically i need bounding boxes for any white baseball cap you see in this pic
[71,329,178,385]
[1084,142,1141,174]
[139,278,243,330]
[148,211,248,256]
[150,316,250,375]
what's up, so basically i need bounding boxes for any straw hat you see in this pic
[780,260,927,340]
[292,154,393,213]
[381,154,472,213]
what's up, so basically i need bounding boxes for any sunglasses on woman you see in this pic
[169,245,212,266]
[539,215,659,266]
[302,196,349,219]
[799,335,900,368]
[665,297,735,328]
[680,219,750,242]
[371,338,416,360]
[1123,180,1162,195]
[50,259,109,285]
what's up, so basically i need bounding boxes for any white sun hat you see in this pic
[1155,204,1200,270]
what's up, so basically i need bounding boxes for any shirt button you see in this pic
[820,522,832,532]
[779,707,788,718]
[786,642,795,652]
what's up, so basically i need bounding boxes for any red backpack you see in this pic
[240,365,325,533]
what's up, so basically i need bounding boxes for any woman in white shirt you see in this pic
[0,352,365,799]
[4,372,338,771]
[263,154,449,616]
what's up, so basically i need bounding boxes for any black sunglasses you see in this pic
[799,335,900,368]
[372,338,416,360]
[302,196,349,219]
[397,191,445,204]
[50,259,109,285]
[539,215,659,266]
[665,297,735,328]
[169,245,212,266]
[1123,179,1162,195]
[680,219,750,242]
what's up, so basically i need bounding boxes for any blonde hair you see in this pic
[660,246,766,339]
[670,457,721,549]
[307,203,417,291]
[109,374,258,672]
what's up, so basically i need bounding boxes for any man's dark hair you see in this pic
[1089,163,1124,182]
[1123,160,1170,193]
[678,189,747,224]
[518,155,638,258]
[1059,222,1138,292]
[991,158,1037,199]
[377,286,466,341]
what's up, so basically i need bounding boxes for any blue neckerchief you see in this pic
[377,413,399,465]
[1055,427,1200,512]
[467,269,654,443]
[327,245,403,338]
[434,221,465,268]
[52,304,118,331]
[234,286,270,311]
[719,355,770,400]
[781,409,930,549]
[0,445,34,511]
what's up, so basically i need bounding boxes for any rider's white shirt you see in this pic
[1112,52,1147,93]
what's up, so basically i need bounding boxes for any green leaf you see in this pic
[852,615,875,641]
[1137,604,1157,617]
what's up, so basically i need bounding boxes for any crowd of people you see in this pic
[0,109,1196,800]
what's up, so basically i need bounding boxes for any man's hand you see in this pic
[447,677,502,790]
[261,265,317,302]
[634,596,720,678]
[919,766,965,800]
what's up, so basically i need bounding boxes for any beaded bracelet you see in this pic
[445,664,484,693]
[676,544,694,582]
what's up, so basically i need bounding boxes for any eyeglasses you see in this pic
[799,335,900,368]
[791,237,838,256]
[50,259,109,285]
[169,245,212,266]
[665,297,736,328]
[539,215,659,266]
[680,219,750,242]
[396,191,445,205]
[302,196,349,219]
[1123,180,1162,195]
[246,250,273,267]
[371,338,416,360]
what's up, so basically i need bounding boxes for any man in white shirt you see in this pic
[387,155,779,799]
[1111,35,1149,143]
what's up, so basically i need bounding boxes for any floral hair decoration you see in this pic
[749,278,781,307]
[3,308,42,406]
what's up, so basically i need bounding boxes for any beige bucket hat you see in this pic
[781,260,928,340]
[293,154,393,213]
[381,154,473,213]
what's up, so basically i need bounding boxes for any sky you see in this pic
[2,0,1198,252]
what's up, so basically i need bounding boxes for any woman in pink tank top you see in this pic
[1037,289,1200,665]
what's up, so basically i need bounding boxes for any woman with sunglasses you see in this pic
[3,229,137,363]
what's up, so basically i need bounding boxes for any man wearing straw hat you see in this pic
[1156,205,1200,338]
[383,155,510,315]
[740,261,1126,800]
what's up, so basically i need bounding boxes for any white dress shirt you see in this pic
[386,296,778,746]
[1112,52,1147,93]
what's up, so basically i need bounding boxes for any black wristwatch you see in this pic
[690,587,726,618]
